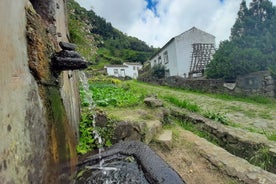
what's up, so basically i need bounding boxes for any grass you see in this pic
[263,131,276,141]
[130,80,276,106]
[175,119,219,146]
[203,111,230,125]
[249,146,274,171]
[163,95,200,112]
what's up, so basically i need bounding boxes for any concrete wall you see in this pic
[0,0,80,183]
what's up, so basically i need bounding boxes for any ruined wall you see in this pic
[0,0,80,183]
[234,71,275,98]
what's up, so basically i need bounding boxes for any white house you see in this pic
[148,27,215,78]
[104,62,142,79]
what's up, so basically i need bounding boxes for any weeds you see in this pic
[163,95,200,112]
[175,119,219,145]
[263,130,276,141]
[77,109,115,154]
[249,146,273,171]
[203,111,229,125]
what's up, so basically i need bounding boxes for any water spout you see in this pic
[51,42,88,72]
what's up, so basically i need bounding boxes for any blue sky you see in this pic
[76,0,276,47]
[146,0,158,13]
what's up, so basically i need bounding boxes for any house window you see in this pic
[133,66,136,70]
[120,69,125,77]
[114,69,118,75]
[158,56,162,64]
[163,51,169,64]
[154,60,157,65]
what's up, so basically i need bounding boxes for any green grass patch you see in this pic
[263,131,276,141]
[249,146,274,171]
[203,111,230,125]
[163,95,200,112]
[175,119,219,145]
[90,82,143,108]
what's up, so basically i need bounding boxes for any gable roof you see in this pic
[124,62,142,66]
[104,65,128,68]
[149,27,215,60]
[175,26,215,39]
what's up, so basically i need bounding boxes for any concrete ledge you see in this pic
[156,130,173,149]
[180,129,276,184]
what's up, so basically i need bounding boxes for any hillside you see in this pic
[67,0,157,69]
[82,79,276,183]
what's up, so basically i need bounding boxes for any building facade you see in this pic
[105,62,142,79]
[148,27,215,78]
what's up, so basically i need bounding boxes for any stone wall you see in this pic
[0,0,80,183]
[234,71,275,97]
[139,71,275,98]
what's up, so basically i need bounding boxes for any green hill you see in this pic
[67,0,157,69]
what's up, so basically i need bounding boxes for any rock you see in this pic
[112,121,142,143]
[59,41,76,51]
[156,129,173,149]
[46,24,56,35]
[51,57,88,71]
[95,110,108,127]
[144,97,163,108]
[56,50,82,59]
[144,120,162,144]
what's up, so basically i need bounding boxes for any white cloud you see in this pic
[75,0,276,47]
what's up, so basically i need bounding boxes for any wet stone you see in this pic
[59,41,76,51]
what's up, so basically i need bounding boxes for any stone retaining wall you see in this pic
[139,71,275,98]
[170,108,276,173]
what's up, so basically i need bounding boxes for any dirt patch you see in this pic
[150,127,243,184]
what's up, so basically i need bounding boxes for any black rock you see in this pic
[52,57,88,71]
[55,50,82,58]
[59,41,76,51]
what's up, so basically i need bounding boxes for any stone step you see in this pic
[155,129,173,149]
[170,107,276,172]
[181,129,276,184]
[144,120,162,144]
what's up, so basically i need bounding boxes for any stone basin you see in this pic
[74,141,186,184]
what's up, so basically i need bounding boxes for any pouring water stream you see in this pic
[79,72,117,172]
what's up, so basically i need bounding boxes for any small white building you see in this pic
[148,27,215,78]
[104,62,142,79]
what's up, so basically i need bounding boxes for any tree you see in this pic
[207,0,276,80]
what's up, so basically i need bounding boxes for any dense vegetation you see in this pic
[206,0,276,80]
[77,79,144,154]
[67,0,157,69]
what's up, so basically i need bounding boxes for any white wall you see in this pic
[149,27,215,78]
[105,63,142,79]
[124,63,142,79]
[149,40,178,76]
[106,66,127,77]
[175,28,215,78]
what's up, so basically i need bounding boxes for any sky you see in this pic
[75,0,276,48]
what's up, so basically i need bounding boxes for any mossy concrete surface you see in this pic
[0,1,79,183]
